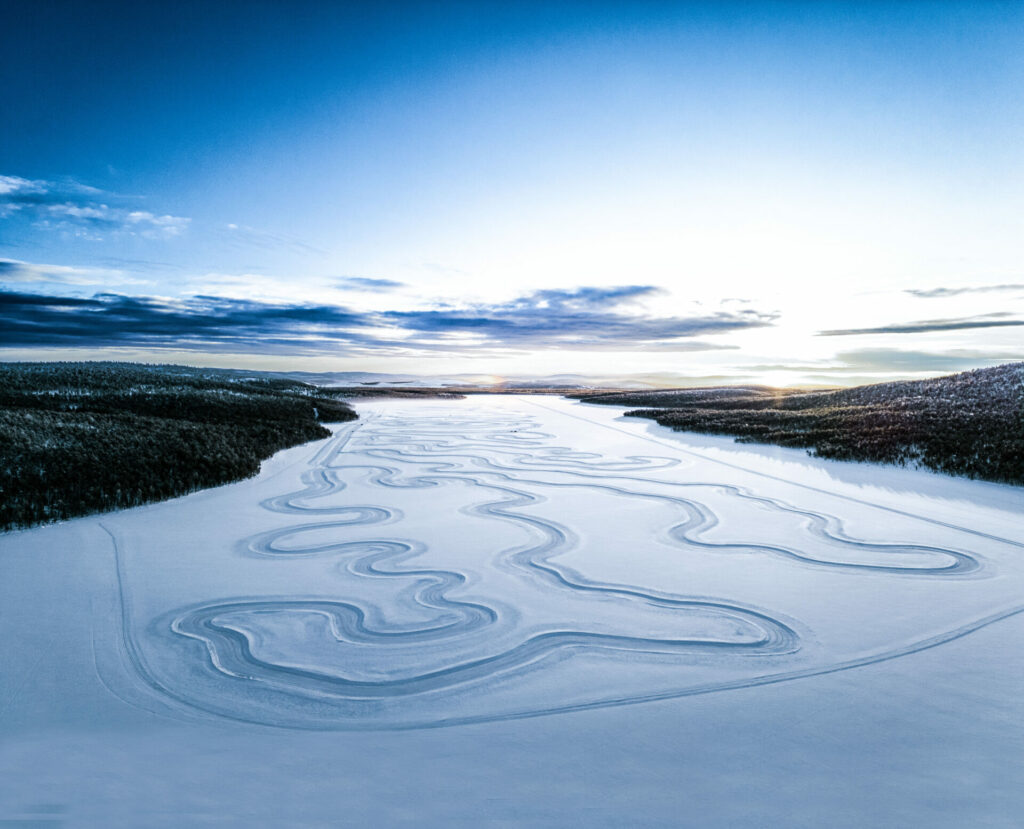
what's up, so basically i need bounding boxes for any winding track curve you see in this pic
[103,402,1019,729]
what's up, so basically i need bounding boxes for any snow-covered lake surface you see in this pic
[2,395,1023,827]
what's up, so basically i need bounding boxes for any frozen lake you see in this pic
[2,395,1023,827]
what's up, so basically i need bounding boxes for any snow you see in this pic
[2,395,1023,827]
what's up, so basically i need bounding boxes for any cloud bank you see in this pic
[0,285,774,356]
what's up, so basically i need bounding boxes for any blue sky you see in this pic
[2,1,1023,384]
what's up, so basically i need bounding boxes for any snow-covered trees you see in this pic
[575,363,1024,484]
[0,362,357,530]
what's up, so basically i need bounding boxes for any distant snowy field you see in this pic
[2,396,1022,827]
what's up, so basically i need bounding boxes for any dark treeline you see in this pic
[571,363,1024,485]
[0,362,357,531]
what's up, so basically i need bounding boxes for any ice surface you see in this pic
[2,396,1022,827]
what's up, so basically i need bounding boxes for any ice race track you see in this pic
[2,395,1023,827]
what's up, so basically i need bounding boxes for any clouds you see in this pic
[386,286,775,349]
[832,349,1024,373]
[504,285,657,310]
[819,313,1024,336]
[221,223,324,255]
[336,277,406,292]
[0,291,368,353]
[0,258,134,287]
[0,174,103,206]
[745,347,1024,376]
[0,174,189,239]
[0,285,774,356]
[906,284,1024,299]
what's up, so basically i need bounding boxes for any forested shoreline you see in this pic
[4,360,1021,531]
[0,362,357,530]
[571,363,1024,486]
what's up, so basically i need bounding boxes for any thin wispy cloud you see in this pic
[221,223,325,255]
[97,257,184,273]
[745,349,1024,374]
[336,277,406,292]
[906,284,1024,298]
[0,285,774,356]
[819,314,1024,336]
[0,174,104,206]
[832,349,1024,372]
[0,258,145,287]
[0,174,189,239]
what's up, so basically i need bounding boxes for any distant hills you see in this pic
[271,370,720,390]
